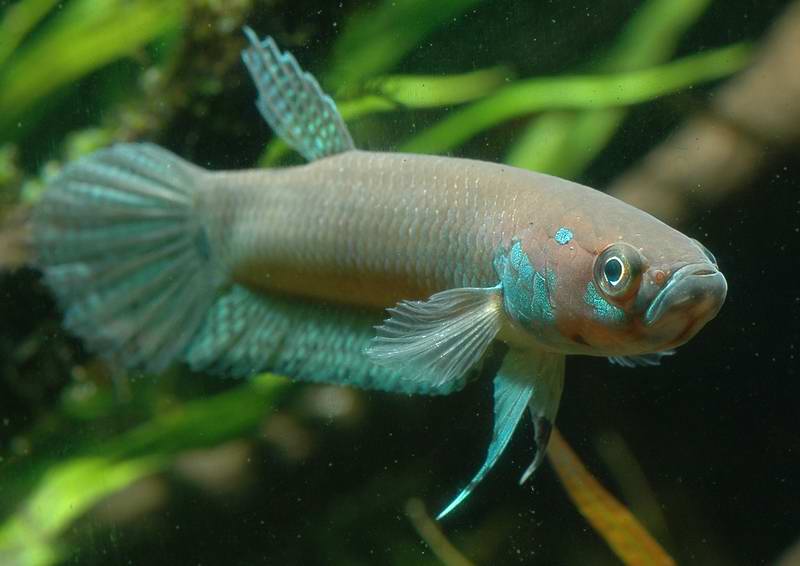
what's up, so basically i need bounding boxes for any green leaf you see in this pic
[505,0,714,176]
[400,44,751,155]
[0,374,288,566]
[0,0,61,67]
[0,0,186,136]
[257,0,489,166]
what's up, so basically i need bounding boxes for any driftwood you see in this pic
[609,1,800,224]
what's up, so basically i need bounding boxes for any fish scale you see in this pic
[210,150,555,308]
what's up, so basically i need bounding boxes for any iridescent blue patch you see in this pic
[554,227,573,245]
[532,271,555,323]
[509,241,534,280]
[584,281,624,324]
[495,241,556,327]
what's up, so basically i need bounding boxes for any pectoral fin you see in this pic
[366,286,503,392]
[437,349,565,519]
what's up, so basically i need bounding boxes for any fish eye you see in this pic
[593,243,644,302]
[692,238,717,266]
[604,257,624,286]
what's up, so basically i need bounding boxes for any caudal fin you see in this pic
[32,143,226,372]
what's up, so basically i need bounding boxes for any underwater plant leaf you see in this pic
[548,428,676,566]
[0,456,160,566]
[355,66,513,110]
[0,0,60,67]
[0,374,288,566]
[506,0,714,177]
[601,0,714,70]
[259,67,512,166]
[401,43,751,155]
[0,0,185,136]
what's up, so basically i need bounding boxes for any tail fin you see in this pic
[32,143,226,372]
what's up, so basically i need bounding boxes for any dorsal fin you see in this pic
[241,27,355,161]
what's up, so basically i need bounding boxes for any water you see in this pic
[0,0,798,564]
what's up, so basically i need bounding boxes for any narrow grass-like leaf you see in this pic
[400,44,751,155]
[325,0,485,89]
[0,0,185,135]
[506,0,713,176]
[358,66,513,109]
[258,0,488,166]
[0,0,60,67]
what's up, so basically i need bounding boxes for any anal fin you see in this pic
[185,285,468,395]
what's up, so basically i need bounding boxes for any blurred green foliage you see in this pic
[325,0,485,88]
[0,374,287,566]
[400,44,749,154]
[506,0,715,177]
[0,0,185,136]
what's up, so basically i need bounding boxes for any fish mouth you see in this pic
[644,262,728,327]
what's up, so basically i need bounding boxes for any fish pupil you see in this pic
[604,257,623,286]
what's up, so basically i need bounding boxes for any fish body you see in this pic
[31,28,727,518]
[209,150,719,357]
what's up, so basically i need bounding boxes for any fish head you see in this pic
[497,197,727,356]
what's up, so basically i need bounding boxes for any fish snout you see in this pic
[644,263,727,328]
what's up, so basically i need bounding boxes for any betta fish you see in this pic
[31,28,727,518]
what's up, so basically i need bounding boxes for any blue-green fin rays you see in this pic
[32,143,225,373]
[366,286,504,392]
[241,27,355,161]
[519,353,565,485]
[608,351,676,368]
[186,285,468,395]
[437,349,565,519]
